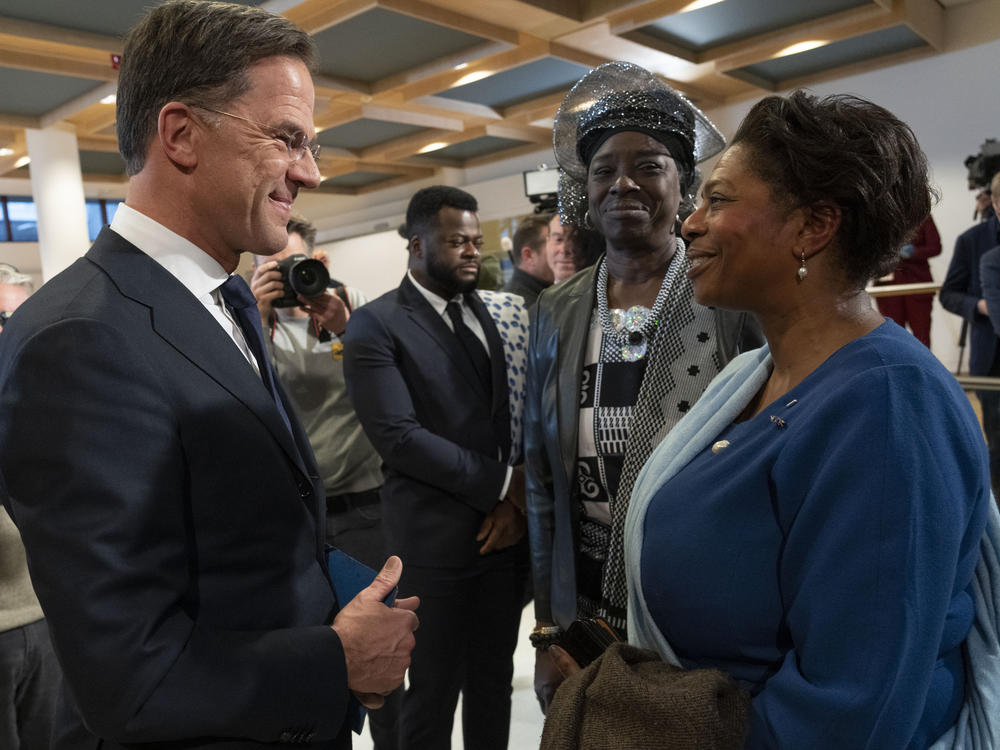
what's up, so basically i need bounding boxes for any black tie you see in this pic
[219,275,294,436]
[445,300,491,392]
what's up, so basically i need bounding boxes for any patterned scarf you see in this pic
[597,244,721,631]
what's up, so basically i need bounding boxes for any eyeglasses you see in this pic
[197,107,321,163]
[0,311,12,327]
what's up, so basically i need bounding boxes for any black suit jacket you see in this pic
[342,276,517,569]
[940,216,1000,376]
[0,229,351,749]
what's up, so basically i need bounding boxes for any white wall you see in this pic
[700,38,1000,372]
[321,229,409,302]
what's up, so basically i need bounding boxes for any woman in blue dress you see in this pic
[623,92,998,748]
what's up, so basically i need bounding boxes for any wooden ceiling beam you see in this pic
[500,91,565,124]
[315,103,366,131]
[379,0,520,44]
[0,16,122,52]
[356,169,435,193]
[377,34,549,100]
[462,140,549,168]
[361,104,465,130]
[484,123,551,144]
[605,0,698,34]
[312,73,372,95]
[408,95,502,121]
[76,136,120,153]
[0,114,41,129]
[0,48,116,81]
[282,0,377,34]
[358,125,482,162]
[40,82,117,130]
[369,39,513,98]
[902,0,944,49]
[711,4,900,73]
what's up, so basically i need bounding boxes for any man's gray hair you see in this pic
[116,0,316,176]
[0,263,33,293]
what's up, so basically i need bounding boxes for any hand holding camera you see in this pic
[250,253,348,334]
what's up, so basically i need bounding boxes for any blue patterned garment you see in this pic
[478,290,529,465]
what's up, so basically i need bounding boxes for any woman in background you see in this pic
[626,91,997,748]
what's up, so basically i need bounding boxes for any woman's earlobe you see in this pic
[800,200,841,258]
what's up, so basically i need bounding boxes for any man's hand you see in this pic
[476,498,526,555]
[298,290,349,336]
[332,556,419,706]
[249,261,284,323]
[979,298,989,316]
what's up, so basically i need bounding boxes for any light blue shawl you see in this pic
[624,345,1000,749]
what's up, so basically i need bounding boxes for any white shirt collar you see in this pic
[407,269,463,317]
[110,203,229,299]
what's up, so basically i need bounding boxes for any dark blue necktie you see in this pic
[219,275,294,437]
[446,299,491,393]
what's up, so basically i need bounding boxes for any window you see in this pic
[6,199,38,242]
[1,196,121,242]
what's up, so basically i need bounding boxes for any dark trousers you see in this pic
[326,488,400,750]
[979,391,1000,500]
[0,618,62,750]
[398,557,527,750]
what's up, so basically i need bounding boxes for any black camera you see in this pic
[273,254,330,307]
[964,138,1000,190]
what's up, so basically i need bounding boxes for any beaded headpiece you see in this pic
[552,61,725,225]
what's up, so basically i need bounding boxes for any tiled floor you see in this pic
[353,603,545,749]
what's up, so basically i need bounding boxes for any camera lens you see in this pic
[289,258,330,298]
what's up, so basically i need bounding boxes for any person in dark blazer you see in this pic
[502,213,554,311]
[343,186,528,750]
[940,171,1000,495]
[0,3,417,749]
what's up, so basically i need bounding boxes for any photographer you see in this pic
[251,217,399,749]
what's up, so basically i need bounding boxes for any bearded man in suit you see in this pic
[343,186,529,750]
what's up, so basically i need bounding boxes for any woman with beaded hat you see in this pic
[522,61,762,710]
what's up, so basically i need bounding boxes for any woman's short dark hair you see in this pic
[731,90,934,287]
[117,0,316,176]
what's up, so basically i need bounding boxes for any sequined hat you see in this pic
[553,61,725,225]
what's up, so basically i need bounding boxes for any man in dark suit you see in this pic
[502,213,553,311]
[941,171,1000,495]
[343,186,528,750]
[0,3,417,749]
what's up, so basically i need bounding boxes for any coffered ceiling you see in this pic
[0,0,993,195]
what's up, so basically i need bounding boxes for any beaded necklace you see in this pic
[595,239,683,361]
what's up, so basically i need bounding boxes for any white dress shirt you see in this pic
[109,204,261,377]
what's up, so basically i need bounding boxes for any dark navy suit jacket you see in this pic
[940,216,1000,375]
[0,229,351,749]
[342,275,518,569]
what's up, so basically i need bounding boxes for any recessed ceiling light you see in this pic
[453,70,492,87]
[418,142,447,154]
[776,40,826,58]
[14,156,31,168]
[0,147,13,157]
[679,0,724,11]
[100,94,117,104]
